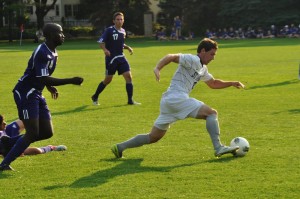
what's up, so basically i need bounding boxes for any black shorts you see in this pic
[106,56,130,75]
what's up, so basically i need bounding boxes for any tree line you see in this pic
[1,0,300,39]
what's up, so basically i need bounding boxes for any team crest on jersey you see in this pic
[47,55,52,59]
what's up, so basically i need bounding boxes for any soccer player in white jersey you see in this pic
[111,38,245,158]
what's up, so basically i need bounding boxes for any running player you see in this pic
[111,38,245,158]
[0,23,83,171]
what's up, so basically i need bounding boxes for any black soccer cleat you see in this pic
[91,95,99,106]
[0,164,15,171]
[128,100,141,105]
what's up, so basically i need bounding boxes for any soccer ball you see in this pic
[230,137,250,157]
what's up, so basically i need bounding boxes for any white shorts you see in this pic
[154,91,204,130]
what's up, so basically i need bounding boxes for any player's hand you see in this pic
[104,49,110,57]
[71,77,84,85]
[232,81,245,89]
[47,86,59,99]
[153,68,160,82]
[128,47,133,55]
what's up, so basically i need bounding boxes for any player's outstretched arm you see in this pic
[41,76,84,87]
[205,78,245,89]
[153,54,180,82]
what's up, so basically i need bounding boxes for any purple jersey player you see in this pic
[0,23,83,171]
[91,12,140,106]
[0,114,66,157]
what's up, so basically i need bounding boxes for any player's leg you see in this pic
[112,126,167,158]
[23,145,67,155]
[0,119,38,170]
[36,119,53,141]
[118,60,140,105]
[196,104,238,156]
[92,60,116,105]
[23,147,43,155]
[122,71,133,103]
[92,75,113,104]
[122,71,140,105]
[195,105,222,150]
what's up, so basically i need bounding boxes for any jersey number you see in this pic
[113,34,118,40]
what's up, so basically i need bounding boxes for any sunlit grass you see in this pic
[0,38,299,198]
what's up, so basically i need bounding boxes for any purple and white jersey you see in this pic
[14,43,58,93]
[0,122,20,137]
[167,54,213,94]
[97,26,126,61]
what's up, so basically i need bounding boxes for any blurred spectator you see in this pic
[155,28,168,41]
[174,16,182,40]
[170,27,176,40]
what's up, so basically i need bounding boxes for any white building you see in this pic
[25,0,89,26]
[25,0,161,27]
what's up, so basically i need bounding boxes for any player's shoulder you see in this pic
[180,53,199,60]
[105,26,115,32]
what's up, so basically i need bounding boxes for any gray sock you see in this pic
[118,134,150,152]
[206,114,222,150]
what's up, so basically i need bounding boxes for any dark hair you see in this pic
[0,114,3,125]
[113,12,124,20]
[197,38,218,53]
[42,23,62,39]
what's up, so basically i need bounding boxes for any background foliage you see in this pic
[158,0,300,35]
[1,0,300,37]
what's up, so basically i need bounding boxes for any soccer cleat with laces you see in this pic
[91,95,100,106]
[215,145,239,157]
[111,144,122,158]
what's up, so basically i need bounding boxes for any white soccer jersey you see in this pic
[167,54,213,94]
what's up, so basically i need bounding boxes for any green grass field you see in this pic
[0,37,299,198]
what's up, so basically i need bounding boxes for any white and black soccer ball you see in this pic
[230,137,250,157]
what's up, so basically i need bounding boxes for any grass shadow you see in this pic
[272,109,300,115]
[68,158,197,188]
[51,104,129,116]
[43,156,237,190]
[288,109,300,114]
[248,79,299,90]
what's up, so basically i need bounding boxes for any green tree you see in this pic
[158,0,220,35]
[218,0,300,28]
[158,0,300,36]
[1,0,25,41]
[34,0,57,29]
[79,0,150,35]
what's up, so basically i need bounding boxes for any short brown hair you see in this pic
[113,12,124,20]
[197,38,218,53]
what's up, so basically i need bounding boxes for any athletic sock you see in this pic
[118,134,150,152]
[206,114,222,150]
[0,136,30,167]
[126,83,133,102]
[39,145,53,153]
[94,81,106,98]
